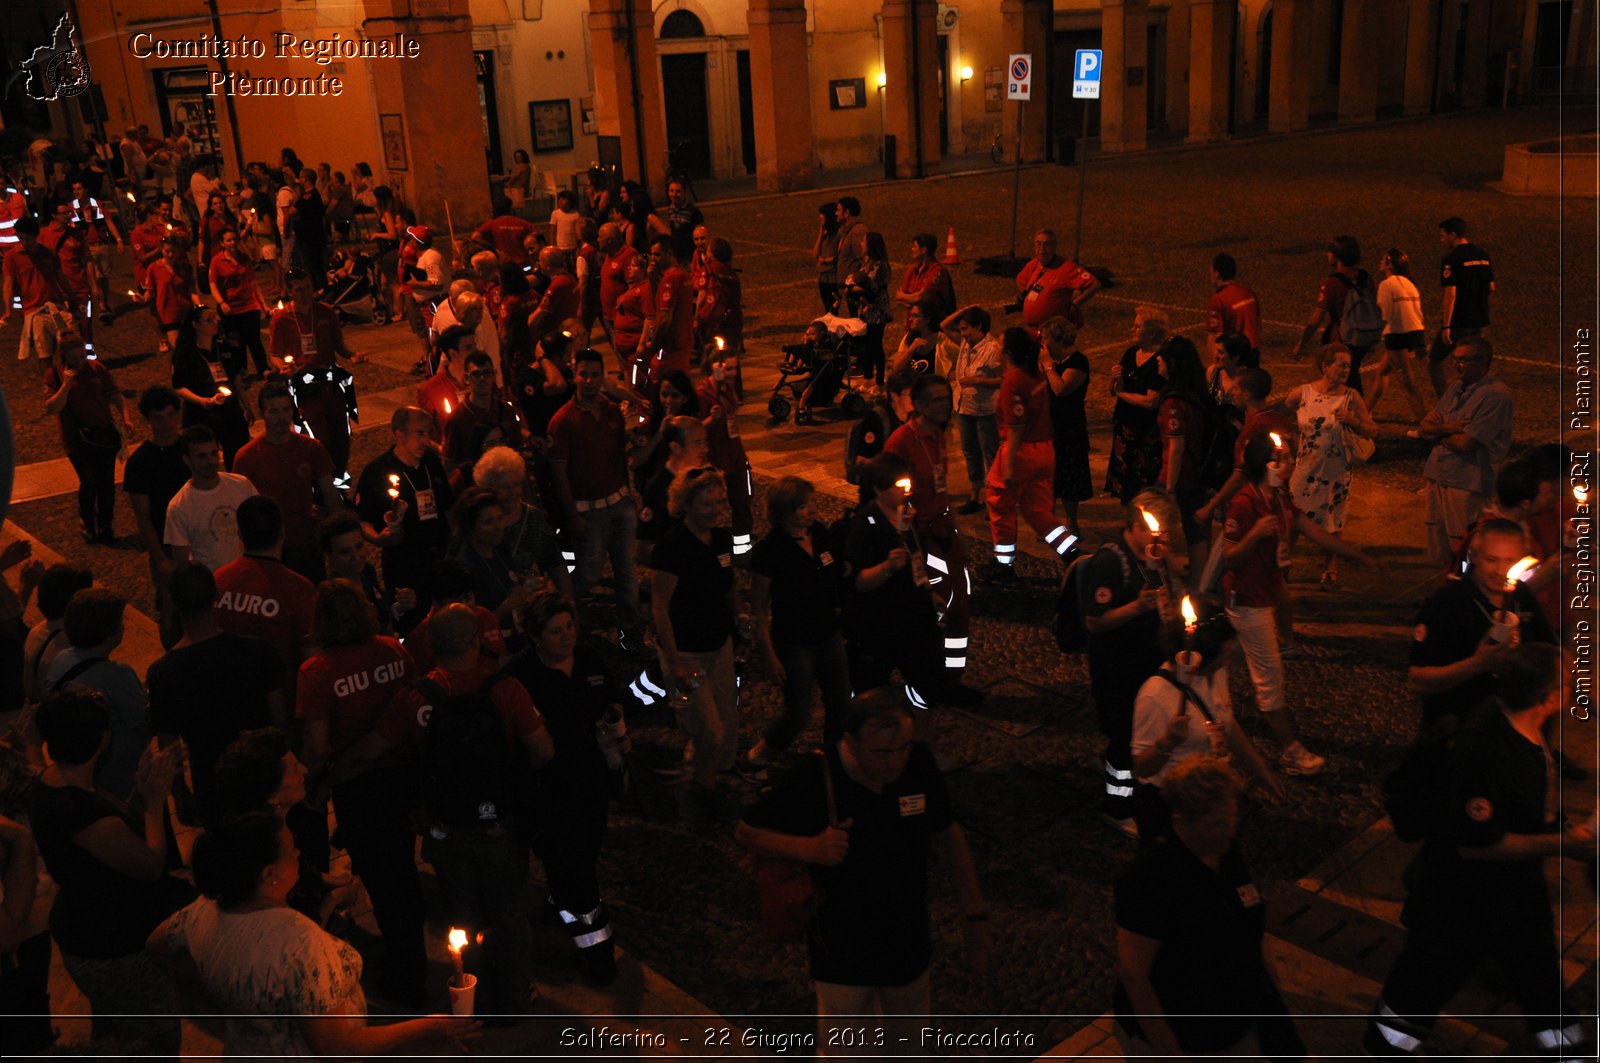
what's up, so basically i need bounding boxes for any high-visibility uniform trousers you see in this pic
[985,440,1065,564]
[917,522,970,675]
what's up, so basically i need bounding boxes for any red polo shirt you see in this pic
[529,273,579,335]
[416,371,469,443]
[599,245,638,323]
[232,431,336,550]
[547,396,629,502]
[1206,280,1261,349]
[297,637,414,764]
[3,244,67,314]
[884,420,952,532]
[1016,255,1092,328]
[473,215,537,266]
[613,280,653,357]
[130,221,165,287]
[997,368,1052,443]
[209,251,264,314]
[377,664,544,750]
[652,265,696,370]
[145,258,194,326]
[38,226,90,299]
[268,302,344,369]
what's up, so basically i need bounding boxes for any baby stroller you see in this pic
[768,314,869,424]
[320,249,391,325]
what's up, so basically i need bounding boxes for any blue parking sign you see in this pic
[1073,48,1102,100]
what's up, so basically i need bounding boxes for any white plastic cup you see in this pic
[1488,609,1520,645]
[448,973,477,1016]
[1173,650,1202,683]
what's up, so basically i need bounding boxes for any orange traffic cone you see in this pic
[942,226,962,266]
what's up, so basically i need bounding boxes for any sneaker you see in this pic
[1280,743,1326,777]
[956,498,984,515]
[1101,813,1139,840]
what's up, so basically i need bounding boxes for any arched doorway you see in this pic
[1255,6,1274,121]
[659,10,713,180]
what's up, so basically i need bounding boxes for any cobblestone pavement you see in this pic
[4,105,1595,1056]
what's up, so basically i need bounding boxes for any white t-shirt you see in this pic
[190,171,221,219]
[158,899,365,1058]
[549,207,581,251]
[164,473,258,571]
[1130,665,1235,785]
[1378,274,1425,336]
[275,186,295,241]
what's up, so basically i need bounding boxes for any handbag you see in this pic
[1340,391,1374,465]
[754,752,838,944]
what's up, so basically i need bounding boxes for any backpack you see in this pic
[1055,543,1128,653]
[1336,270,1384,349]
[1380,713,1463,842]
[418,673,517,829]
[844,408,892,486]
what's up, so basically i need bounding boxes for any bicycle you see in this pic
[990,131,1005,164]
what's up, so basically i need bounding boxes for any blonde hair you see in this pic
[1162,756,1244,821]
[667,466,726,519]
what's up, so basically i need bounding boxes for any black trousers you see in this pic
[222,309,269,374]
[846,610,945,706]
[0,931,53,1055]
[1090,670,1141,819]
[332,766,428,997]
[67,445,118,537]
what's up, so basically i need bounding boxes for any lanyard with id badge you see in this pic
[399,465,438,522]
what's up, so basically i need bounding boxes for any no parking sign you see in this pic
[1007,54,1031,101]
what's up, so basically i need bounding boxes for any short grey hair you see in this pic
[473,445,526,488]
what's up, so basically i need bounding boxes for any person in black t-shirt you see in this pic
[355,406,455,631]
[1431,216,1494,397]
[1366,645,1597,1060]
[1408,518,1555,730]
[505,591,622,986]
[651,467,741,821]
[841,455,946,717]
[146,562,285,823]
[636,415,706,563]
[1084,493,1176,833]
[748,476,851,767]
[737,690,989,1051]
[170,306,250,468]
[1114,756,1299,1058]
[123,386,191,645]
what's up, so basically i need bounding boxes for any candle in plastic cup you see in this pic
[447,972,477,1016]
[216,386,232,398]
[1488,609,1519,645]
[1173,649,1202,683]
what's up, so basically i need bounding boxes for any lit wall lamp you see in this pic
[960,64,973,83]
[877,70,887,90]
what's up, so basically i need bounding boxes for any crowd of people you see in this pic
[0,130,1592,1059]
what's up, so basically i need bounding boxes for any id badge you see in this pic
[414,488,438,521]
[208,360,229,386]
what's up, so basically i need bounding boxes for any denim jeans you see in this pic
[956,413,999,494]
[422,827,533,1016]
[673,640,738,789]
[573,497,643,632]
[766,631,853,752]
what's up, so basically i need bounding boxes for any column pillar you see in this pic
[1268,0,1313,133]
[1164,0,1192,137]
[881,0,941,177]
[1459,0,1492,107]
[360,0,489,236]
[1186,0,1233,143]
[1100,0,1149,154]
[586,0,669,196]
[747,0,816,191]
[1404,0,1440,114]
[1001,0,1052,161]
[1337,0,1381,123]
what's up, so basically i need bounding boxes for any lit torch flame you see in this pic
[448,927,468,953]
[1181,595,1197,631]
[894,477,913,493]
[1269,432,1284,450]
[387,473,400,501]
[124,191,136,203]
[1506,556,1540,588]
[216,386,232,398]
[714,336,726,352]
[1140,508,1162,536]
[275,300,285,311]
[443,398,453,416]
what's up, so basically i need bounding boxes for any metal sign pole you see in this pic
[1007,100,1024,260]
[1072,102,1091,264]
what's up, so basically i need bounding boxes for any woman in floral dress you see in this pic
[1286,344,1378,589]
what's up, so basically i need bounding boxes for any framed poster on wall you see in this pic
[529,99,573,153]
[379,113,407,171]
[828,78,867,110]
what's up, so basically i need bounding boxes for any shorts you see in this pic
[1384,330,1424,352]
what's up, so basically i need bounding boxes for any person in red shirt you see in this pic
[611,255,654,386]
[1221,435,1379,778]
[270,269,365,480]
[144,237,201,352]
[232,381,339,578]
[128,204,166,290]
[297,579,428,1006]
[1012,229,1098,331]
[340,604,553,1017]
[893,233,956,324]
[696,237,744,355]
[1196,367,1296,528]
[398,559,507,674]
[575,219,601,336]
[0,179,25,254]
[882,375,978,697]
[984,329,1075,575]
[527,247,579,343]
[1205,253,1262,356]
[470,197,537,267]
[1,215,72,367]
[43,338,127,543]
[38,202,95,350]
[214,496,317,694]
[596,223,638,346]
[443,351,525,484]
[209,228,269,375]
[1290,235,1374,395]
[689,224,712,301]
[416,324,474,443]
[641,235,695,388]
[68,179,122,318]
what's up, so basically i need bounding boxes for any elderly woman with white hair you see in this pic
[472,446,572,599]
[433,283,502,384]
